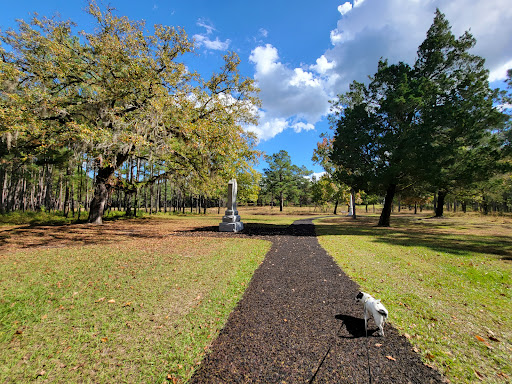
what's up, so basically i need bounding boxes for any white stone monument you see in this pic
[219,179,244,232]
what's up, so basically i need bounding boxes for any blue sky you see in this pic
[2,0,511,177]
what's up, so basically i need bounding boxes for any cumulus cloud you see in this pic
[325,0,512,94]
[248,0,511,142]
[311,55,336,75]
[248,44,331,141]
[245,114,289,142]
[338,2,352,16]
[489,59,512,82]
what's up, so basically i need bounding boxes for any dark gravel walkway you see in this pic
[190,218,446,383]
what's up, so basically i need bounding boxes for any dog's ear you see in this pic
[356,292,363,300]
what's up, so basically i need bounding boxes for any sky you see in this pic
[1,0,512,178]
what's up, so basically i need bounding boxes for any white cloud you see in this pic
[311,55,336,74]
[325,0,512,92]
[289,68,321,88]
[292,122,315,133]
[249,44,281,75]
[248,44,331,141]
[307,171,327,181]
[196,18,216,35]
[194,19,230,51]
[194,34,231,50]
[248,0,512,142]
[488,60,512,83]
[338,2,352,16]
[246,116,289,142]
[259,28,269,38]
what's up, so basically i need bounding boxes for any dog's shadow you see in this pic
[335,314,378,338]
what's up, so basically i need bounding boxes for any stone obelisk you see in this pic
[219,179,244,232]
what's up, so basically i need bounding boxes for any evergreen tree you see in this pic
[262,150,311,211]
[414,9,508,217]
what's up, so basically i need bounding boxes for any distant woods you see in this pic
[0,156,229,218]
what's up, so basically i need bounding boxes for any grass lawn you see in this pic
[315,212,512,384]
[0,216,271,383]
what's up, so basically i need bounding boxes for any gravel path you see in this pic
[190,218,446,383]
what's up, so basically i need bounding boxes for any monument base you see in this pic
[219,221,244,232]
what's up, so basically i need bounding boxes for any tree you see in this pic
[1,1,259,224]
[236,168,261,205]
[262,150,311,211]
[329,9,508,226]
[312,137,350,214]
[331,61,421,226]
[414,9,508,217]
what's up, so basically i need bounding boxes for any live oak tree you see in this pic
[0,1,259,224]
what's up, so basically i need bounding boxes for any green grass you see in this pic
[0,228,270,383]
[315,214,512,383]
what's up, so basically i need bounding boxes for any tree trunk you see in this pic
[88,154,127,224]
[1,166,8,214]
[333,199,338,215]
[435,190,447,217]
[378,184,396,227]
[279,191,284,212]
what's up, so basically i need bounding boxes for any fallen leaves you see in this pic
[386,355,396,361]
[474,370,485,380]
[475,335,493,349]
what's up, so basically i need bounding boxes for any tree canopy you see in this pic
[261,150,311,211]
[329,9,509,226]
[1,1,260,223]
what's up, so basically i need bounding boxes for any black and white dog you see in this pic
[355,291,389,337]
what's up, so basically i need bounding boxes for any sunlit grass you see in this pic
[316,213,512,383]
[0,218,271,383]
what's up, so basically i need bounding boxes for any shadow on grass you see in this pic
[314,215,512,261]
[0,217,323,253]
[0,216,184,252]
[180,218,335,238]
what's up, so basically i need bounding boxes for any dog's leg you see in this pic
[363,307,368,335]
[375,317,384,337]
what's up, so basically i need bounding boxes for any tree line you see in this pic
[315,9,511,226]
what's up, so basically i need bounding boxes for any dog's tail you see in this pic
[376,302,389,319]
[377,309,388,318]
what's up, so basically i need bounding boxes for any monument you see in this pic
[219,179,244,232]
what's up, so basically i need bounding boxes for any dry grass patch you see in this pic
[316,213,512,384]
